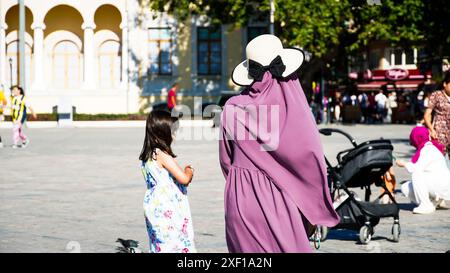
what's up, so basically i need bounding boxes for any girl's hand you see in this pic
[183,166,194,186]
[384,171,392,181]
[396,159,405,167]
[429,129,437,140]
[32,113,37,119]
[185,165,194,176]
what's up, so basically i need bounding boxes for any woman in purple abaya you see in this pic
[219,35,340,253]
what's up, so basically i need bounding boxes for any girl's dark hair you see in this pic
[139,110,179,162]
[12,85,24,95]
[437,71,450,90]
[443,71,450,85]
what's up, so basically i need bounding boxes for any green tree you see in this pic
[420,0,450,78]
[146,0,444,90]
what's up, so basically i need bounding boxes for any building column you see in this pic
[31,22,45,91]
[120,22,128,89]
[0,23,7,89]
[82,22,96,89]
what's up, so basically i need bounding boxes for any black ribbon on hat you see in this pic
[248,55,286,82]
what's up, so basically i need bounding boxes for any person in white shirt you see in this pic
[396,126,450,214]
[375,89,387,122]
[386,91,397,123]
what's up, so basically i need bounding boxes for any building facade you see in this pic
[0,0,268,114]
[348,41,431,92]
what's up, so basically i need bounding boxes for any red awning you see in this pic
[357,80,425,91]
[394,80,426,89]
[357,81,387,91]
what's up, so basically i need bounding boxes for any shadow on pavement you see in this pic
[388,138,410,144]
[398,203,415,211]
[324,229,392,244]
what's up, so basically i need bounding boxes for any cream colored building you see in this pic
[0,0,268,114]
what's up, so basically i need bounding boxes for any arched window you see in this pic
[98,40,121,88]
[6,40,33,88]
[53,40,81,89]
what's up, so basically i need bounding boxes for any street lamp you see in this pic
[19,0,25,89]
[8,57,13,90]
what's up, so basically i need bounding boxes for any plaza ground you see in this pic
[0,124,449,253]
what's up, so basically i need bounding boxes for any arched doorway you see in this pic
[6,39,33,89]
[5,5,34,89]
[44,5,83,90]
[53,40,81,89]
[98,40,121,88]
[94,4,122,88]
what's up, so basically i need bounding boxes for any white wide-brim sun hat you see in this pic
[231,34,304,86]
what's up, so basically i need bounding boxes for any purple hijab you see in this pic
[220,71,340,229]
[410,126,445,163]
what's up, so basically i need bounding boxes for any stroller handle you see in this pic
[319,128,358,148]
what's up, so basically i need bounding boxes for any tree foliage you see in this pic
[147,0,445,57]
[147,0,449,86]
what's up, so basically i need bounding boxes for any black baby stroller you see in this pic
[318,128,400,244]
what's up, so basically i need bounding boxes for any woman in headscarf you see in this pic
[219,35,339,253]
[397,126,450,214]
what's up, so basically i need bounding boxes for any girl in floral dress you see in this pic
[139,110,196,253]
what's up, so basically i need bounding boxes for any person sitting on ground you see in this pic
[396,126,450,214]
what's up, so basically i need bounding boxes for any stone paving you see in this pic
[0,124,449,253]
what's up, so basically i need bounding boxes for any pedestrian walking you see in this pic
[334,92,343,123]
[10,86,37,148]
[220,34,339,253]
[397,126,450,214]
[139,110,196,253]
[358,92,368,123]
[167,83,179,112]
[386,91,398,123]
[0,85,7,148]
[424,71,450,156]
[367,91,376,124]
[375,89,387,123]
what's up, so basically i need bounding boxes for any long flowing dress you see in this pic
[141,151,196,253]
[428,90,450,154]
[219,72,340,253]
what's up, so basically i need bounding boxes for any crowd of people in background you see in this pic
[310,81,438,125]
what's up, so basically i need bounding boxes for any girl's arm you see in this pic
[158,151,193,185]
[423,108,436,139]
[384,170,392,181]
[396,149,432,174]
[396,159,406,168]
[28,106,37,119]
[396,159,416,173]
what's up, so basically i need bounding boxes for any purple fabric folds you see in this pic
[219,72,339,253]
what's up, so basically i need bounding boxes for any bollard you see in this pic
[56,97,73,128]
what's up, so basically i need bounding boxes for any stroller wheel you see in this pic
[391,223,400,242]
[359,226,372,244]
